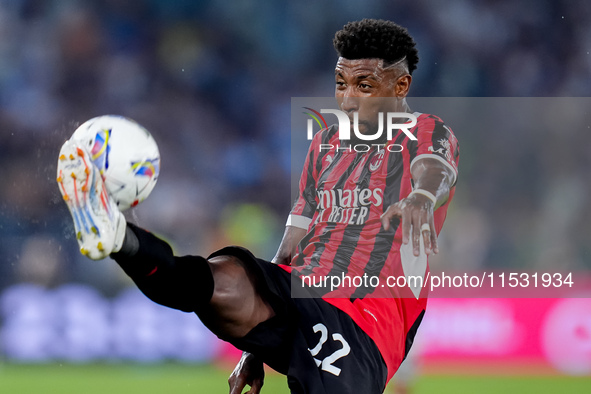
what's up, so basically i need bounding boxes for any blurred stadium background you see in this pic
[0,0,590,392]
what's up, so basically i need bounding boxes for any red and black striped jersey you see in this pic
[288,112,459,291]
[282,112,460,380]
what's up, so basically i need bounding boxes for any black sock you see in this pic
[118,225,140,256]
[111,223,214,312]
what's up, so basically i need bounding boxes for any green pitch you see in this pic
[0,364,589,394]
[0,364,289,394]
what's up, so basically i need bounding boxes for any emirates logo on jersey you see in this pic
[314,187,383,225]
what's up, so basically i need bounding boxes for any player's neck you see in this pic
[398,98,411,114]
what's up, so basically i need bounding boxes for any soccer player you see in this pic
[57,19,459,394]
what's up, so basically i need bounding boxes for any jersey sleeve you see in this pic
[410,114,460,185]
[287,130,325,230]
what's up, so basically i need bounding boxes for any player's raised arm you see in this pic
[271,120,326,266]
[272,225,307,265]
[381,156,455,256]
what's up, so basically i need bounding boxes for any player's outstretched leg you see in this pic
[57,139,273,341]
[112,226,274,339]
[57,140,127,260]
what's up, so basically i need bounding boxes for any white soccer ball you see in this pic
[70,115,160,211]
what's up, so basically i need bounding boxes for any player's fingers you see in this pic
[380,209,391,230]
[247,378,264,394]
[421,226,431,255]
[228,376,247,394]
[399,205,411,245]
[429,212,439,254]
[411,211,421,256]
[398,205,412,246]
[420,209,432,255]
[380,203,402,231]
[229,384,246,394]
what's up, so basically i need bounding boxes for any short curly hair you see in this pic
[333,19,419,74]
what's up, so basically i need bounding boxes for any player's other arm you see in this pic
[272,129,320,266]
[272,225,307,265]
[409,156,455,210]
[381,157,455,256]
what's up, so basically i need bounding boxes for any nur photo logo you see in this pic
[303,107,417,153]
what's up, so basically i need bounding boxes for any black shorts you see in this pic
[209,246,388,394]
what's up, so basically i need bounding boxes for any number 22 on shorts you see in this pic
[307,323,351,376]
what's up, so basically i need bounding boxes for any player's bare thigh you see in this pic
[200,255,275,340]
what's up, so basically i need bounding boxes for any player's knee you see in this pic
[206,255,273,336]
[208,255,254,305]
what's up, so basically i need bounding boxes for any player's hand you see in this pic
[380,193,438,256]
[228,352,265,394]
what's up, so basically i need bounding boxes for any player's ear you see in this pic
[395,74,412,98]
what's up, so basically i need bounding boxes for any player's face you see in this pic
[334,57,411,135]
